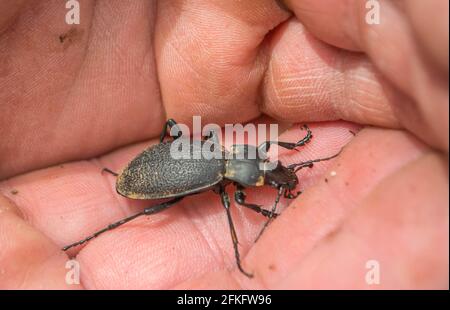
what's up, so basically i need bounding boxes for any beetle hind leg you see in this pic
[62,197,183,252]
[254,186,284,243]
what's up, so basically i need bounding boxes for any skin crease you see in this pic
[0,0,447,289]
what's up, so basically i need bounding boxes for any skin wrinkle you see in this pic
[340,51,355,121]
[329,49,346,121]
[268,60,281,110]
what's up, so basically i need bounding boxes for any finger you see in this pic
[155,0,290,126]
[282,0,449,150]
[403,0,449,73]
[0,121,354,288]
[0,195,78,289]
[260,18,400,128]
[155,0,401,142]
[284,0,449,84]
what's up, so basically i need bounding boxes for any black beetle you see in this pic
[63,119,340,277]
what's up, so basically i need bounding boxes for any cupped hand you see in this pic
[0,0,447,289]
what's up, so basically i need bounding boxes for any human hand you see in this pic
[0,0,447,289]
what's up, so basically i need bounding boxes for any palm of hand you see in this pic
[0,1,447,289]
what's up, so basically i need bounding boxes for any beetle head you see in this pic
[263,161,298,189]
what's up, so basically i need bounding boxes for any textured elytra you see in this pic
[116,140,226,199]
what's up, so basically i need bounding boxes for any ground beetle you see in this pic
[63,119,340,278]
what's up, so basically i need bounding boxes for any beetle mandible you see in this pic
[63,119,340,278]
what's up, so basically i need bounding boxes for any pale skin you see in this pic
[0,0,448,289]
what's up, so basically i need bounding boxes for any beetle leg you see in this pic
[219,186,253,278]
[234,186,278,219]
[257,124,312,156]
[202,129,222,154]
[206,129,220,145]
[202,128,215,141]
[159,118,182,143]
[62,197,183,252]
[287,148,342,173]
[284,188,302,199]
[254,186,284,243]
[102,168,118,176]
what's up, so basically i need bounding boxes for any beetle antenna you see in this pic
[287,148,343,172]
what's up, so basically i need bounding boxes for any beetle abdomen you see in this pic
[116,140,225,199]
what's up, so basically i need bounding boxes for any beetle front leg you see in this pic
[258,125,312,156]
[284,188,301,199]
[254,186,284,243]
[234,186,279,219]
